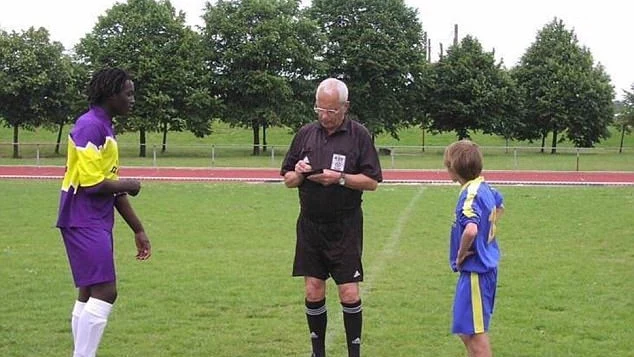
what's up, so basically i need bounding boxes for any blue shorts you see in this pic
[452,269,497,335]
[60,227,116,287]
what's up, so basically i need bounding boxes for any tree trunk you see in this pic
[262,121,268,153]
[619,124,625,154]
[55,123,64,155]
[252,120,260,156]
[550,129,558,154]
[139,128,147,157]
[421,124,425,152]
[12,125,19,158]
[162,122,168,153]
[456,128,469,140]
[540,132,546,153]
[505,138,509,154]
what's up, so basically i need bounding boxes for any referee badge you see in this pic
[331,154,346,171]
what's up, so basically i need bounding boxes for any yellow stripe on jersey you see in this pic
[470,272,485,333]
[61,136,119,192]
[101,136,119,180]
[461,176,484,218]
[76,140,105,187]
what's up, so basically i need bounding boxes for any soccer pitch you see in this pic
[1,181,633,356]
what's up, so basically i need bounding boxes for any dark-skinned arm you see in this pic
[115,194,151,260]
[91,178,141,196]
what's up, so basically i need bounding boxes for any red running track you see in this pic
[1,165,633,186]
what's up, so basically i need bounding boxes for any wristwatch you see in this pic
[338,172,346,186]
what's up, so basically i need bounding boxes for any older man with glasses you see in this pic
[280,78,383,357]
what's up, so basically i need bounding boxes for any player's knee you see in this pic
[306,292,325,301]
[468,333,491,357]
[90,282,118,303]
[338,286,359,304]
[339,294,359,304]
[305,283,325,301]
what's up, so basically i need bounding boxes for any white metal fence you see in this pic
[0,142,632,171]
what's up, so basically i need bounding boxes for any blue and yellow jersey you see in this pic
[449,176,503,273]
[56,106,120,229]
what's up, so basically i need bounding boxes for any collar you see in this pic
[460,176,485,192]
[89,105,113,123]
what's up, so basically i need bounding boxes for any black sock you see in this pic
[342,299,362,357]
[306,298,327,357]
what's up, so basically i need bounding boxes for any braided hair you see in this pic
[87,68,131,105]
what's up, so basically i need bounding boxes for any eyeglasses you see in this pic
[313,105,344,116]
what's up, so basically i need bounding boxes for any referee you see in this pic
[281,78,383,357]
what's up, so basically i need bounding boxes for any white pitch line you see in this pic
[324,185,427,350]
[1,175,631,186]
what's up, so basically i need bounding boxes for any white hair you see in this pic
[316,78,348,104]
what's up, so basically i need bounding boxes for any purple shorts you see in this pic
[60,227,116,287]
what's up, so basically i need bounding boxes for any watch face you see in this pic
[339,176,345,185]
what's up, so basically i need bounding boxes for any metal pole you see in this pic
[152,145,157,168]
[211,145,215,167]
[513,148,517,170]
[576,148,580,171]
[390,148,395,169]
[36,144,40,167]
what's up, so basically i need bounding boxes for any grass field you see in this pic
[1,181,633,356]
[1,122,633,171]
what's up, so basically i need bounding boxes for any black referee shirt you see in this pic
[281,118,383,221]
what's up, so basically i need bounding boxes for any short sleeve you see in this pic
[356,125,383,182]
[280,126,307,176]
[70,122,106,187]
[492,187,504,208]
[458,190,481,227]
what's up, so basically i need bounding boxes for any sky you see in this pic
[1,0,632,99]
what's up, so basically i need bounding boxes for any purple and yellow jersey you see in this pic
[56,106,120,229]
[449,176,503,273]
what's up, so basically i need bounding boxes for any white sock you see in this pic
[71,301,87,343]
[73,297,113,357]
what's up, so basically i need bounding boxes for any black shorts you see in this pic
[293,208,363,284]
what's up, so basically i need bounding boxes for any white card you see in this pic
[331,154,346,171]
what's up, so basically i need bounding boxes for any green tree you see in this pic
[513,18,614,153]
[614,85,634,153]
[309,0,428,139]
[43,56,90,154]
[491,70,525,149]
[77,0,216,157]
[0,27,67,158]
[202,0,321,155]
[563,63,614,147]
[426,35,516,140]
[405,61,435,149]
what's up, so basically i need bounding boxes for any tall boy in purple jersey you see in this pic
[281,78,382,357]
[56,68,152,357]
[443,140,504,357]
